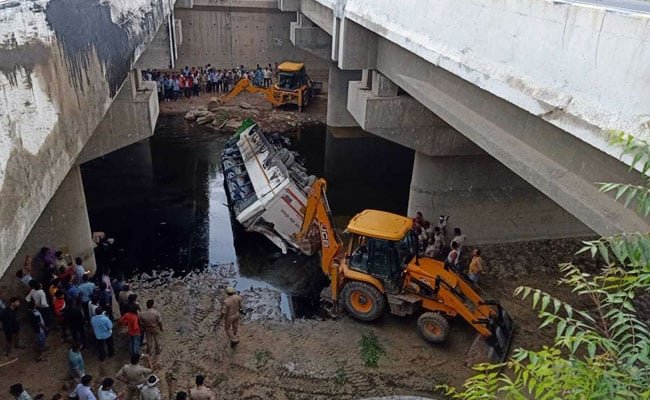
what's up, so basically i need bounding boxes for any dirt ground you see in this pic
[0,95,600,399]
[0,237,598,400]
[159,89,328,133]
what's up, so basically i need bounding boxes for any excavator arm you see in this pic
[297,178,344,305]
[220,78,283,107]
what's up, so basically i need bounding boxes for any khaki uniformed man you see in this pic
[140,299,164,356]
[221,287,242,346]
[189,375,216,400]
[116,354,152,400]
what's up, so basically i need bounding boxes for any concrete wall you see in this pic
[0,0,172,279]
[174,1,326,74]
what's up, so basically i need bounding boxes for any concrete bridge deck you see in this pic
[285,0,650,241]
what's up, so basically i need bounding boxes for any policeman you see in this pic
[221,287,243,347]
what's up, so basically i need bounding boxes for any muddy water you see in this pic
[81,116,413,319]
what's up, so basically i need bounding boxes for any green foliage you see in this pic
[334,366,348,385]
[446,131,650,399]
[253,349,273,367]
[359,331,385,368]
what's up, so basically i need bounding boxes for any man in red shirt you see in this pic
[53,290,67,341]
[119,305,141,357]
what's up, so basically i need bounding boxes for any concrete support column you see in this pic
[371,71,398,97]
[8,166,96,285]
[360,69,372,89]
[327,65,362,128]
[290,13,332,60]
[408,152,592,244]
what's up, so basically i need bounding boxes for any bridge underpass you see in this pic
[284,0,650,243]
[0,0,179,286]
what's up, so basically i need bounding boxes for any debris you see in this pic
[196,115,214,125]
[224,119,243,130]
[239,102,253,109]
[207,97,220,111]
[184,109,199,121]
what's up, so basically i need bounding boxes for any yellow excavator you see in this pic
[220,61,321,111]
[296,178,515,362]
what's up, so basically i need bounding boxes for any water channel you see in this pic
[80,115,414,319]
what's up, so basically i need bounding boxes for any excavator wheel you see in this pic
[341,281,385,321]
[302,91,310,109]
[417,312,449,343]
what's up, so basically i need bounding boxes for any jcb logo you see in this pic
[320,222,330,248]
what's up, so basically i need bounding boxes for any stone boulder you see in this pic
[184,109,200,121]
[207,97,221,111]
[196,114,215,125]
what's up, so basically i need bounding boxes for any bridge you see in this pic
[0,0,325,281]
[282,0,650,242]
[1,0,649,281]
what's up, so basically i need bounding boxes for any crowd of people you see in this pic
[412,212,486,285]
[142,63,279,102]
[2,242,244,400]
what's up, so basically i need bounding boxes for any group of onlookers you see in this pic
[412,212,485,284]
[2,244,166,400]
[143,62,279,102]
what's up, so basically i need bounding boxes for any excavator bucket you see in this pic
[465,304,515,365]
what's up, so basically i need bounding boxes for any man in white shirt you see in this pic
[451,227,466,258]
[25,281,50,326]
[74,257,87,284]
[98,378,122,400]
[75,375,97,400]
[138,375,162,400]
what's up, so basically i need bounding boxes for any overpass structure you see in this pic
[0,0,179,280]
[283,0,650,243]
[0,0,322,283]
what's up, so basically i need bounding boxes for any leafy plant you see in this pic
[334,366,348,385]
[253,349,273,367]
[359,331,385,368]
[443,131,650,399]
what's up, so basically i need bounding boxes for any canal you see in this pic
[80,115,414,319]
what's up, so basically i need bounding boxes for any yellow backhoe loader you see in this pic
[220,61,321,111]
[296,178,515,363]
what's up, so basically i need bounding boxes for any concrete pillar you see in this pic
[408,152,593,244]
[4,166,96,288]
[337,18,377,70]
[290,13,332,60]
[77,71,158,164]
[360,69,372,89]
[347,80,482,156]
[327,65,362,128]
[278,0,300,12]
[371,71,398,97]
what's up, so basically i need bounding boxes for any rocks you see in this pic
[184,109,200,121]
[225,119,243,130]
[239,101,253,109]
[207,97,220,111]
[184,109,212,122]
[196,115,214,125]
